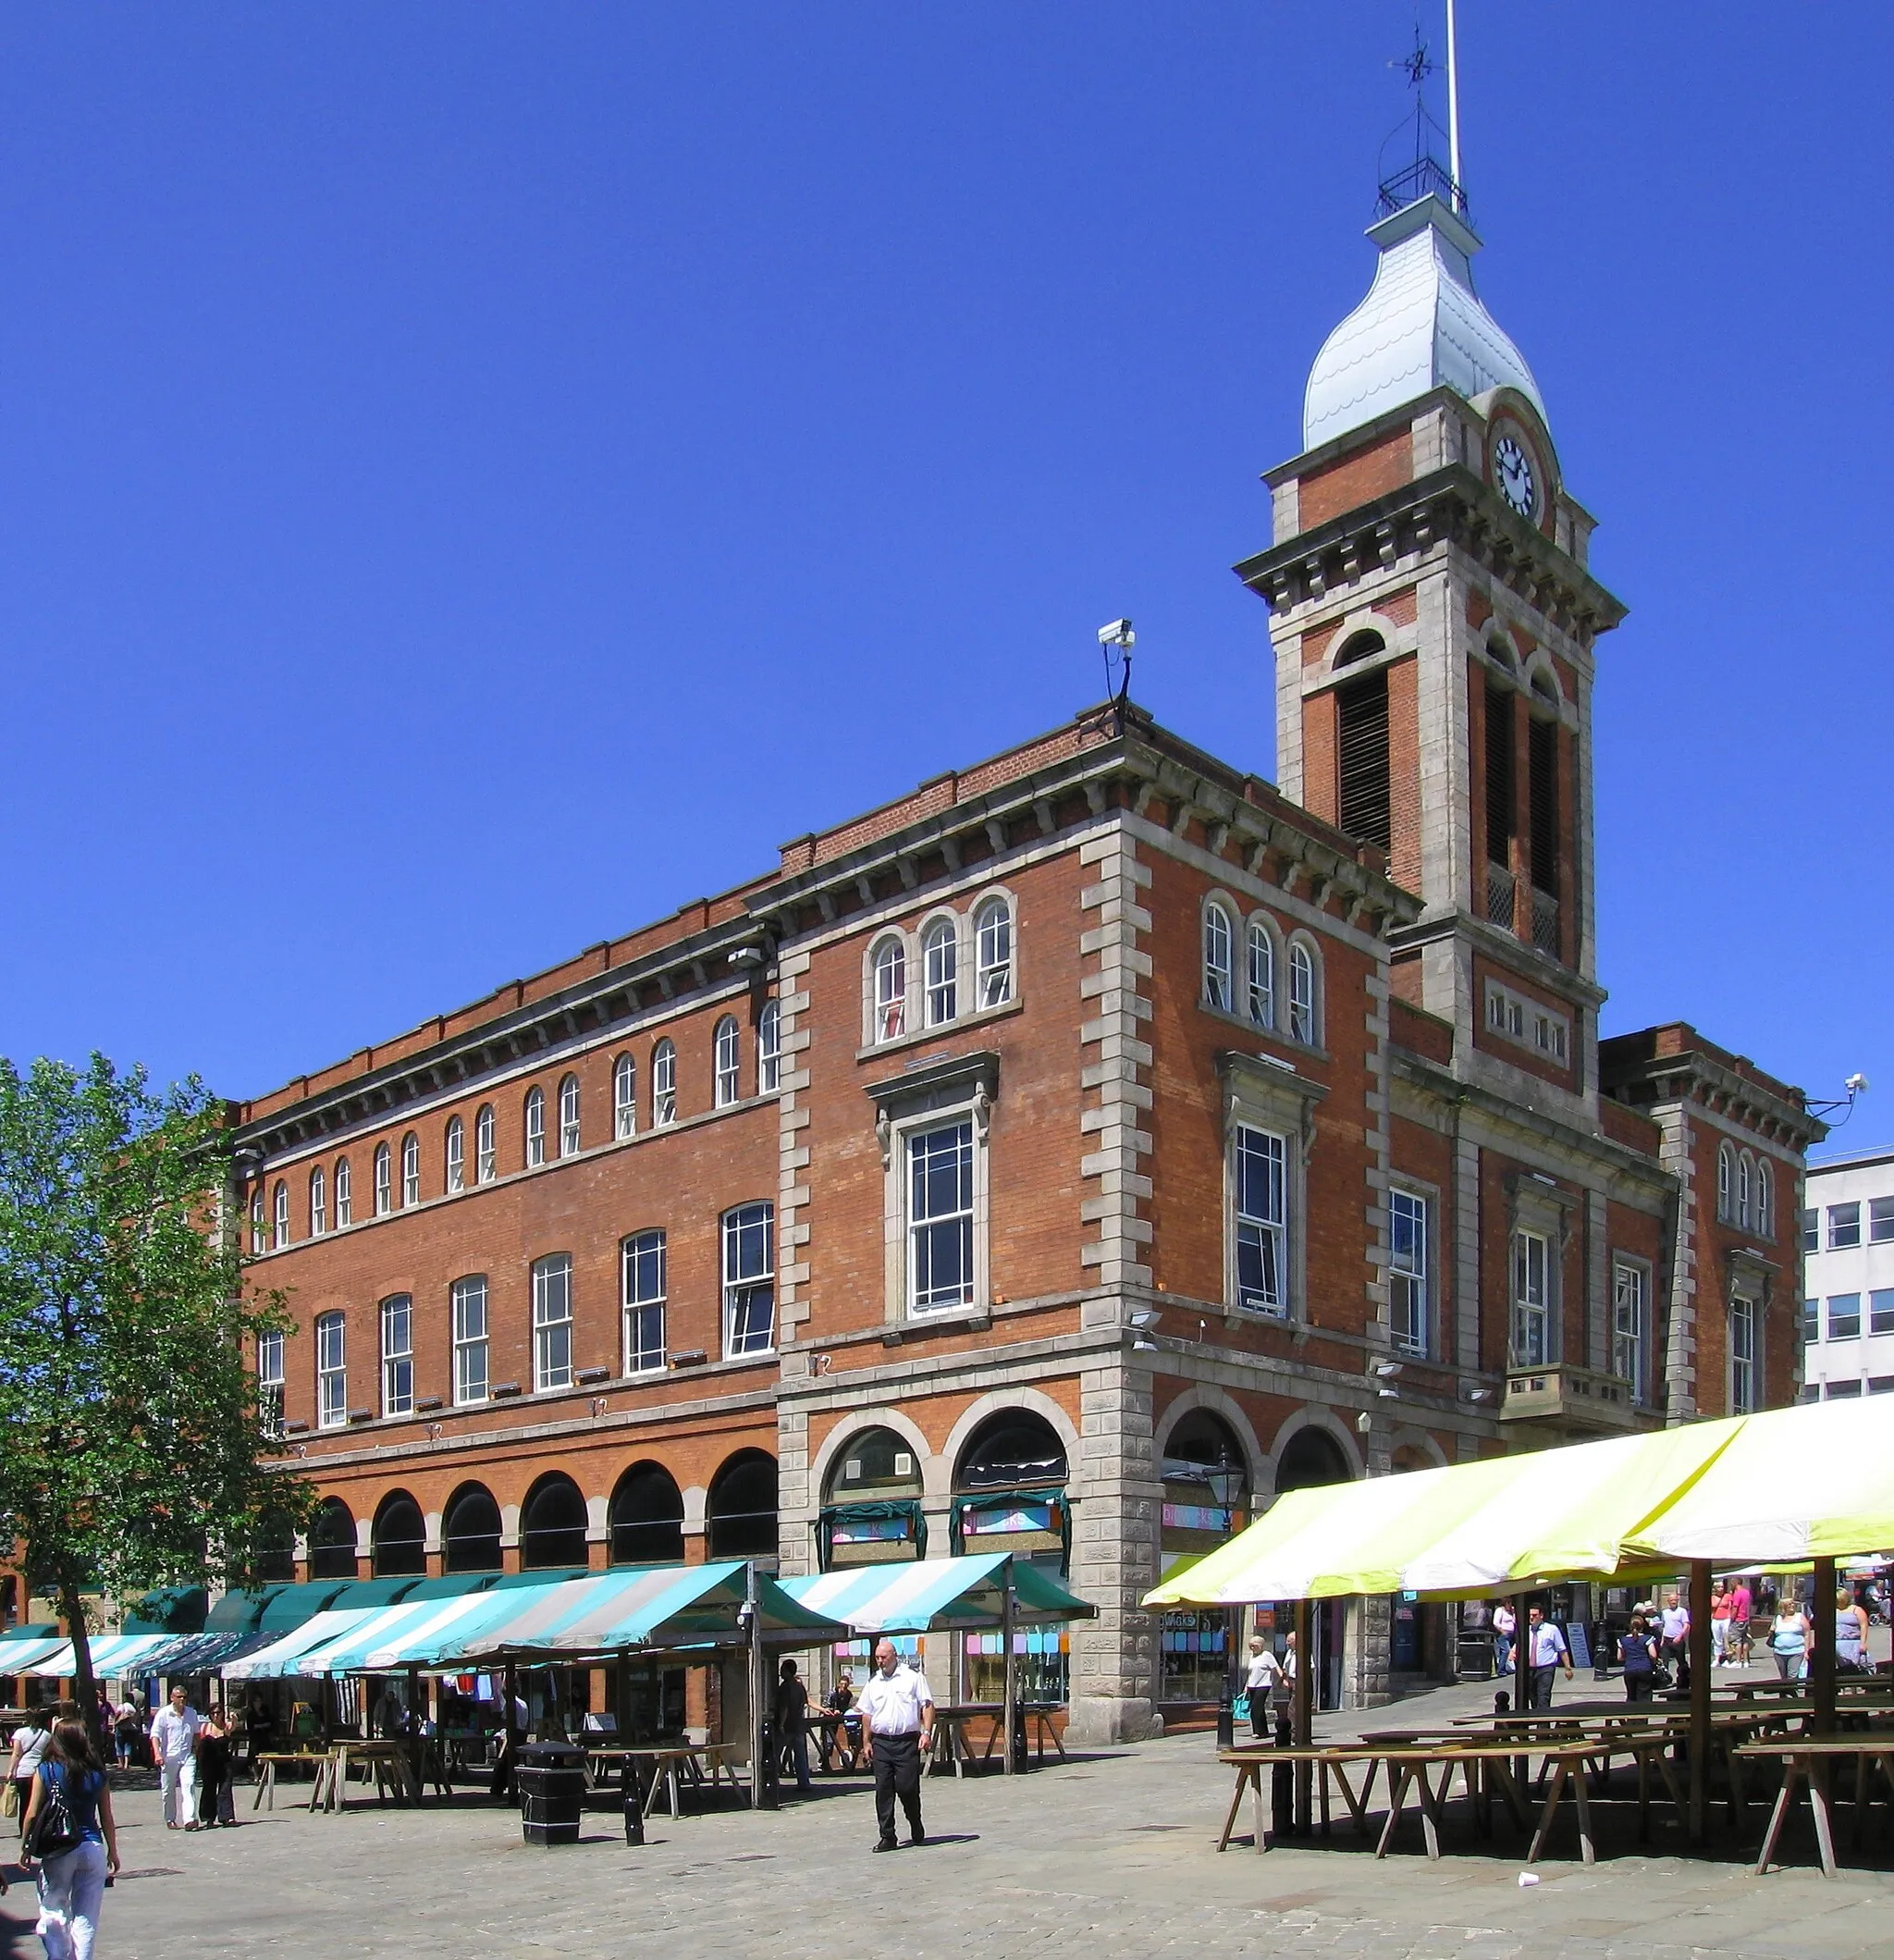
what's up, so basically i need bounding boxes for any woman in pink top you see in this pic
[1727,1580,1753,1667]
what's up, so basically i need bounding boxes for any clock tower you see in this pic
[1236,187,1626,1109]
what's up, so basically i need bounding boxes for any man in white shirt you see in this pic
[857,1638,933,1852]
[1523,1606,1574,1711]
[150,1685,203,1830]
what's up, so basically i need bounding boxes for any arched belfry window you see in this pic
[1336,665,1392,853]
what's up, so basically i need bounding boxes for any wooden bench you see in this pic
[1735,1737,1894,1878]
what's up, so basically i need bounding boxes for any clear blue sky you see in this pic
[1,5,1887,1153]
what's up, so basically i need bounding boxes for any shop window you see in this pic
[952,1410,1068,1572]
[309,1498,357,1581]
[707,1450,778,1560]
[371,1492,426,1579]
[442,1484,502,1573]
[609,1462,684,1568]
[819,1426,924,1570]
[521,1473,588,1570]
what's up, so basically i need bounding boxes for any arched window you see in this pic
[975,896,1013,1008]
[521,1473,588,1571]
[1758,1161,1775,1239]
[309,1498,357,1581]
[371,1491,426,1578]
[272,1181,289,1250]
[400,1131,420,1207]
[1246,921,1275,1029]
[1738,1151,1753,1232]
[872,936,907,1042]
[442,1484,503,1573]
[524,1086,546,1167]
[652,1039,676,1127]
[250,1190,264,1254]
[757,1001,781,1095]
[1276,1425,1351,1493]
[954,1410,1068,1491]
[475,1105,496,1183]
[1717,1143,1733,1223]
[609,1462,685,1567]
[1162,1410,1249,1510]
[1334,629,1385,668]
[824,1426,923,1504]
[707,1450,779,1559]
[559,1073,581,1156]
[1336,667,1392,852]
[1288,940,1319,1045]
[373,1141,392,1215]
[445,1115,464,1192]
[334,1156,351,1227]
[923,918,957,1027]
[1203,903,1234,1012]
[821,1427,924,1567]
[713,1017,741,1107]
[309,1165,327,1237]
[953,1410,1069,1572]
[613,1054,637,1139]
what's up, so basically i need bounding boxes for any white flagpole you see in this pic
[1445,0,1463,209]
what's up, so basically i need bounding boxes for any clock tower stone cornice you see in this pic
[1234,462,1628,646]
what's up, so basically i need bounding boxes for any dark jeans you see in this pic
[1663,1638,1691,1689]
[1624,1671,1653,1703]
[871,1732,923,1843]
[1526,1666,1556,1710]
[781,1721,812,1792]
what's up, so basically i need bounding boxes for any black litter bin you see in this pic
[517,1740,587,1847]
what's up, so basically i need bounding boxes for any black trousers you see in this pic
[872,1732,923,1843]
[1526,1665,1556,1710]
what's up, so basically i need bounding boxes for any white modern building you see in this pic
[1800,1147,1894,1399]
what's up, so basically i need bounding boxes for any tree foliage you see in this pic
[0,1054,312,1706]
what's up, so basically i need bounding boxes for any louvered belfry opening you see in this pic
[1483,682,1515,868]
[1336,669,1391,852]
[1528,716,1559,899]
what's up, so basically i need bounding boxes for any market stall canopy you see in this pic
[781,1554,1096,1633]
[1623,1396,1894,1565]
[121,1586,208,1635]
[0,1630,70,1671]
[221,1607,382,1683]
[18,1633,183,1679]
[1145,1417,1745,1607]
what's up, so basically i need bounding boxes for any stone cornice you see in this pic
[1605,1045,1825,1153]
[1234,463,1629,646]
[1389,906,1608,1008]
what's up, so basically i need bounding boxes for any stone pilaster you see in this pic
[774,947,816,1572]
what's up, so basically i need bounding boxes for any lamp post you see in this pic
[1202,1451,1246,1750]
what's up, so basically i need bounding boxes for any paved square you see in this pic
[6,1686,1894,1960]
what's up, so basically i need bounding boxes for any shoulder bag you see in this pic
[24,1766,82,1864]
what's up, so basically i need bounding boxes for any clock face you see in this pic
[1494,433,1537,518]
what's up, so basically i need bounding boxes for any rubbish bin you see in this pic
[517,1740,586,1847]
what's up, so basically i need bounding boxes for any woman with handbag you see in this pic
[6,1711,53,1837]
[19,1719,119,1960]
[1618,1612,1660,1703]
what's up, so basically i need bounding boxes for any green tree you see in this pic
[0,1053,311,1711]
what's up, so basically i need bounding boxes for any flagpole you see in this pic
[1445,0,1462,209]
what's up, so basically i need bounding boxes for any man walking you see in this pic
[774,1658,813,1795]
[151,1685,203,1831]
[1524,1606,1573,1711]
[1659,1590,1691,1690]
[858,1638,933,1852]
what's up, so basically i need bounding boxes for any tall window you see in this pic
[613,1054,637,1138]
[872,938,906,1041]
[475,1105,496,1183]
[1737,1152,1753,1232]
[923,918,957,1027]
[623,1229,666,1374]
[1484,678,1516,895]
[533,1253,573,1392]
[1247,923,1275,1029]
[380,1294,413,1418]
[559,1073,581,1155]
[309,1165,327,1238]
[1729,1294,1757,1413]
[652,1040,676,1127]
[400,1131,420,1207]
[1716,1144,1733,1222]
[1512,1229,1550,1366]
[1800,1208,1818,1253]
[1613,1260,1648,1403]
[1830,1202,1862,1250]
[1288,942,1317,1045]
[250,1191,264,1254]
[373,1142,392,1215]
[1202,904,1234,1012]
[257,1330,285,1440]
[713,1017,740,1107]
[1388,1190,1428,1357]
[1757,1161,1773,1238]
[315,1312,347,1429]
[272,1181,289,1250]
[1336,667,1392,851]
[722,1202,775,1357]
[335,1156,352,1227]
[975,897,1013,1008]
[1234,1124,1286,1317]
[451,1276,488,1406]
[524,1086,546,1167]
[445,1116,464,1192]
[757,1002,781,1095]
[910,1120,975,1313]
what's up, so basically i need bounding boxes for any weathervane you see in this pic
[1376,4,1467,220]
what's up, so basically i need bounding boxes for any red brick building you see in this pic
[230,187,1819,1732]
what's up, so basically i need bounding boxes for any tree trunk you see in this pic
[58,1571,95,1729]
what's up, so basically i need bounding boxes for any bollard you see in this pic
[1271,1707,1294,1838]
[1215,1695,1236,1752]
[622,1758,645,1846]
[1010,1702,1030,1773]
[757,1718,780,1811]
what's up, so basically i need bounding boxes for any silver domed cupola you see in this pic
[1302,191,1545,452]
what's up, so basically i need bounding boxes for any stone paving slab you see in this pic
[4,1712,1892,1960]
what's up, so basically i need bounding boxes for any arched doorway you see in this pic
[521,1473,589,1571]
[707,1451,778,1560]
[609,1463,685,1567]
[1158,1410,1252,1708]
[371,1491,426,1578]
[442,1484,503,1574]
[309,1498,358,1582]
[818,1425,924,1570]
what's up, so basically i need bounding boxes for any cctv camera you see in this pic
[1127,1309,1160,1331]
[1097,618,1135,647]
[1848,1073,1870,1095]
